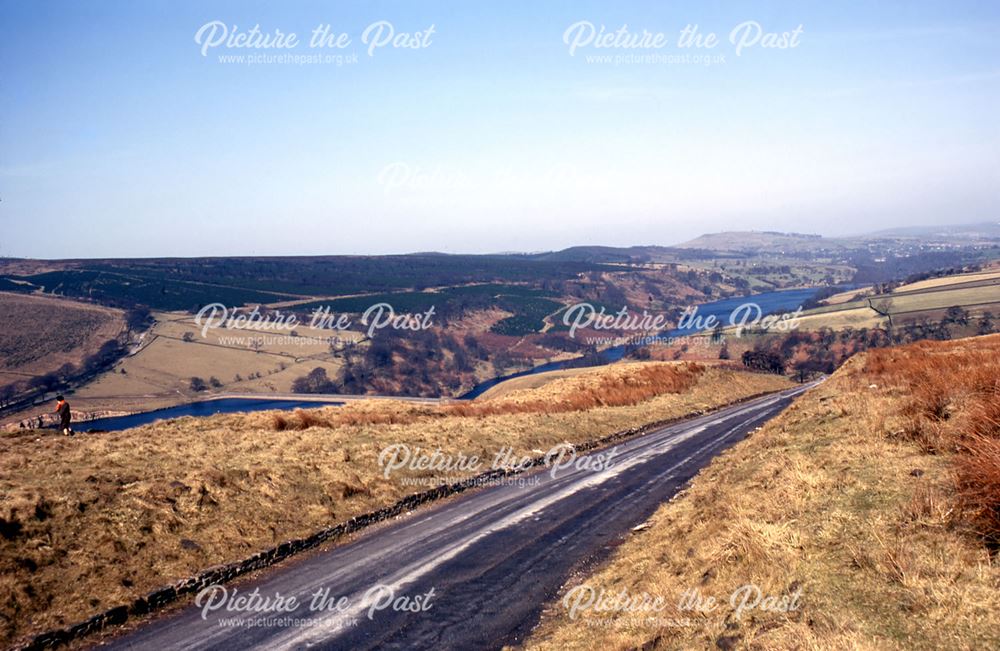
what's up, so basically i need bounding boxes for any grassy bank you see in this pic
[522,334,1000,651]
[0,362,791,647]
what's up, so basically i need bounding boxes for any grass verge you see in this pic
[521,334,1000,651]
[0,362,791,647]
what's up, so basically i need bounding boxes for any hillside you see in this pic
[867,221,1000,241]
[0,293,126,402]
[791,267,1000,333]
[675,231,839,254]
[679,223,1000,253]
[524,334,1000,650]
[0,250,806,422]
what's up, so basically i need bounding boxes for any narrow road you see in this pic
[101,384,813,651]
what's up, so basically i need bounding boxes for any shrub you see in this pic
[956,435,1000,543]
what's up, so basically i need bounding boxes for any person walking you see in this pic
[55,395,73,436]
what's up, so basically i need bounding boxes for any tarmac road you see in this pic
[101,383,813,651]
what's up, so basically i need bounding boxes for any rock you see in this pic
[909,469,924,477]
[716,635,741,650]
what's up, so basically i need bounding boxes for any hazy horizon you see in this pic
[4,219,1000,262]
[2,0,998,258]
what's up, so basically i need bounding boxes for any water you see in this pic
[74,286,829,429]
[459,286,826,399]
[78,398,344,432]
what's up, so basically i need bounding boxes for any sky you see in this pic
[0,0,998,258]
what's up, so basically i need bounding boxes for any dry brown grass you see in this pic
[253,362,705,431]
[523,335,1000,651]
[0,362,790,647]
[0,293,123,382]
[448,363,704,417]
[955,435,1000,542]
[862,336,1000,539]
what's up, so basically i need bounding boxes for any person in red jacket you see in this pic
[54,395,73,436]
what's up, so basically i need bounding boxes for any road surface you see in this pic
[101,384,812,651]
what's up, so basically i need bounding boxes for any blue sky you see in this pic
[1,0,997,258]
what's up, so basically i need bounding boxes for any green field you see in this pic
[792,271,1000,331]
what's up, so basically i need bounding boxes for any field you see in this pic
[785,268,1000,332]
[524,334,1000,650]
[820,285,873,305]
[0,293,124,390]
[791,305,888,330]
[0,362,793,647]
[894,268,1000,293]
[37,313,363,421]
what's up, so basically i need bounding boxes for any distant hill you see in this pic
[529,245,685,264]
[523,222,1000,267]
[671,223,1000,256]
[674,231,841,254]
[864,222,1000,241]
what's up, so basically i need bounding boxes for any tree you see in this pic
[365,333,396,368]
[631,347,652,360]
[292,367,338,394]
[452,348,473,373]
[463,333,487,360]
[83,339,125,373]
[189,377,207,392]
[944,306,969,327]
[125,306,153,335]
[56,363,77,380]
[209,376,222,388]
[979,311,995,336]
[718,342,730,360]
[0,383,18,408]
[792,358,825,383]
[30,372,61,393]
[741,350,785,375]
[711,323,725,343]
